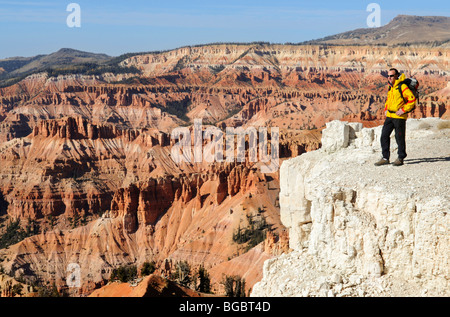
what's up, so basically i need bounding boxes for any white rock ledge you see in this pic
[252,118,450,297]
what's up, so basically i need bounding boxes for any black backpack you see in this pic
[397,77,419,113]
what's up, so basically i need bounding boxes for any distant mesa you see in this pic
[303,15,450,46]
[0,48,113,88]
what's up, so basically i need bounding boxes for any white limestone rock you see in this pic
[252,118,450,297]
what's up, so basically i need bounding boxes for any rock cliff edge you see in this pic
[252,118,449,297]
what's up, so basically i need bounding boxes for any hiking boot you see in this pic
[374,158,389,166]
[392,158,404,166]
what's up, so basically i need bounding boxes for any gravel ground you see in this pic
[318,120,450,203]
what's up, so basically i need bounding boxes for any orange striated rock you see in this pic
[0,45,448,140]
[264,230,290,256]
[0,42,448,297]
[0,273,36,297]
[88,274,203,297]
[0,115,286,295]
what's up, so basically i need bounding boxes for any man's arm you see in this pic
[384,90,390,115]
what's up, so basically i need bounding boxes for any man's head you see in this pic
[387,68,399,86]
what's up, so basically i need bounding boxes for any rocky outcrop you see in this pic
[0,273,35,297]
[32,116,140,140]
[252,118,449,297]
[88,274,203,297]
[110,164,258,234]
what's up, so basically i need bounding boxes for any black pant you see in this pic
[381,117,407,160]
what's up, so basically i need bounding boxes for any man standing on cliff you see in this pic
[374,68,417,166]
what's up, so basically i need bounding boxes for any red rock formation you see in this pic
[0,273,35,297]
[0,43,448,297]
[88,274,204,297]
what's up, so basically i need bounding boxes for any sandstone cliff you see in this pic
[252,118,449,297]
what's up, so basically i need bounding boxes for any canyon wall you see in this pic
[0,115,291,294]
[0,43,448,296]
[1,44,448,139]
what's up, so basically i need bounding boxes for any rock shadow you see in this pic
[404,156,450,165]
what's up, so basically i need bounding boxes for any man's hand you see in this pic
[396,109,405,116]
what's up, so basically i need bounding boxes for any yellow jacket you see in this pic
[384,73,417,119]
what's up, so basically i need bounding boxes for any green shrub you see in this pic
[195,265,211,294]
[110,265,138,283]
[141,261,156,276]
[12,284,23,297]
[37,282,63,297]
[232,213,270,250]
[45,63,140,78]
[222,275,246,297]
[155,99,191,122]
[0,219,38,249]
[170,261,191,287]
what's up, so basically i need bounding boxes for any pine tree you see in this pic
[196,265,211,293]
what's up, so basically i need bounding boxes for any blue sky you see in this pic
[0,0,449,59]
